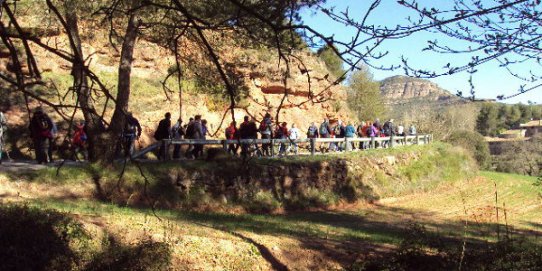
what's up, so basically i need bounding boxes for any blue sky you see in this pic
[300,0,541,104]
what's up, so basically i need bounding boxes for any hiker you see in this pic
[171,118,185,159]
[122,112,142,158]
[306,122,319,152]
[199,119,209,158]
[190,115,204,159]
[0,109,6,164]
[396,123,405,145]
[409,124,417,136]
[239,116,258,158]
[225,121,239,156]
[259,113,273,156]
[47,120,58,162]
[356,122,365,149]
[72,121,88,161]
[319,118,330,152]
[276,122,289,156]
[370,121,380,148]
[382,119,394,148]
[361,121,372,149]
[287,123,300,155]
[154,112,172,160]
[29,107,54,164]
[184,117,195,158]
[335,120,346,151]
[345,122,356,150]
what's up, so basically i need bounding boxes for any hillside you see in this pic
[0,18,354,158]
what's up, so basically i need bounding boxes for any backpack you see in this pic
[185,122,195,138]
[307,126,317,137]
[225,127,234,139]
[319,123,328,135]
[38,115,50,131]
[259,121,267,132]
[275,127,284,138]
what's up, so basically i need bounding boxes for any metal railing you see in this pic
[157,134,433,160]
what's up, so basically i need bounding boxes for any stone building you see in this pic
[520,120,542,137]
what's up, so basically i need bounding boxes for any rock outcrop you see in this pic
[380,75,459,104]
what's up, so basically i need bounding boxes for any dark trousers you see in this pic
[261,134,271,156]
[34,138,49,163]
[191,144,203,159]
[228,143,238,155]
[173,145,181,159]
[158,141,168,160]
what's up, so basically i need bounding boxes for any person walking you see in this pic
[287,123,300,155]
[184,117,195,158]
[277,122,289,156]
[0,110,7,164]
[154,112,172,160]
[259,113,273,156]
[239,116,259,158]
[190,115,204,159]
[306,122,319,152]
[225,121,239,156]
[382,119,394,148]
[29,107,54,164]
[122,112,142,158]
[319,118,330,152]
[171,118,185,159]
[345,122,356,151]
[71,121,88,161]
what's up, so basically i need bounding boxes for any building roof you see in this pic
[520,120,542,128]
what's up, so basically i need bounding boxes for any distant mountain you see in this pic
[380,75,461,105]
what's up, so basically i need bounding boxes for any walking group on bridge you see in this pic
[153,111,418,160]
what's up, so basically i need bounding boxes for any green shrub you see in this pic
[446,130,491,169]
[245,191,282,213]
[86,240,171,271]
[494,134,542,176]
[0,205,92,271]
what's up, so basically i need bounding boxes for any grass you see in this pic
[1,143,540,269]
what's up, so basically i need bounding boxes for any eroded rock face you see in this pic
[380,75,457,104]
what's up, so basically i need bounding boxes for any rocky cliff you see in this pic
[380,75,459,104]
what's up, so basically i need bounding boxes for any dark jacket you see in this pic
[192,120,204,140]
[29,111,53,140]
[154,118,171,140]
[240,121,258,139]
[125,115,142,137]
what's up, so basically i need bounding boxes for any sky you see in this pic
[300,0,542,104]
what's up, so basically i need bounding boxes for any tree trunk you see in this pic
[110,12,139,136]
[65,11,103,161]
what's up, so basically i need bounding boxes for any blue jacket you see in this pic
[345,125,356,137]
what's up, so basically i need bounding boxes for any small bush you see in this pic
[494,134,542,176]
[245,191,282,213]
[351,223,542,271]
[446,130,491,169]
[86,240,171,271]
[0,205,92,271]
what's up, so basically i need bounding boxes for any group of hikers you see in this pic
[0,108,418,164]
[153,112,418,159]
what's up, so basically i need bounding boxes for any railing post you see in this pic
[345,138,351,152]
[390,134,395,148]
[164,139,170,161]
[370,136,375,149]
[415,135,419,145]
[310,138,316,156]
[271,139,275,157]
[404,134,407,145]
